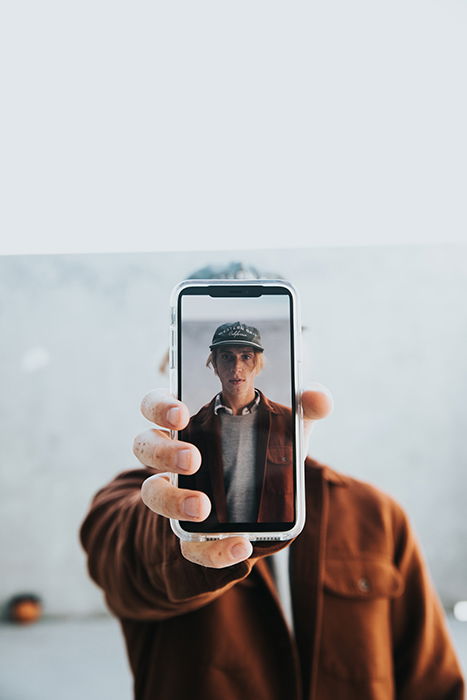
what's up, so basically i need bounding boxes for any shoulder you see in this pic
[306,458,410,558]
[309,457,405,513]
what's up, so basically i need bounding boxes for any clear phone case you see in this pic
[169,279,304,542]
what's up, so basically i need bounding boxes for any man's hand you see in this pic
[133,387,333,569]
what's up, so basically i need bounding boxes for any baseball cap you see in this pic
[209,322,264,352]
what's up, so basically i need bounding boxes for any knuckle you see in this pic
[134,430,173,469]
[152,404,165,427]
[141,389,169,424]
[151,440,169,468]
[140,393,156,421]
[167,490,183,518]
[133,432,149,461]
[204,543,225,569]
[179,541,232,569]
[140,474,168,513]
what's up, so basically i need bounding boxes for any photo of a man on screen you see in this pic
[181,321,294,524]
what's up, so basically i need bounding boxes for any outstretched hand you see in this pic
[133,387,333,569]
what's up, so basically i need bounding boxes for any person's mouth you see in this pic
[229,379,244,385]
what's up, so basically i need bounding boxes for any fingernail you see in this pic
[167,406,181,427]
[183,496,201,518]
[231,542,252,560]
[176,449,193,470]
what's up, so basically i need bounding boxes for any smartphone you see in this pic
[169,279,304,542]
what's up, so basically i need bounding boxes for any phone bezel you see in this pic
[169,279,304,542]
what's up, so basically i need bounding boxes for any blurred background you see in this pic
[0,245,466,697]
[1,0,466,696]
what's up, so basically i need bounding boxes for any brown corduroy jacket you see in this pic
[180,391,294,523]
[80,460,464,700]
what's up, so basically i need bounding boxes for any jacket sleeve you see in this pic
[390,503,464,699]
[79,468,286,621]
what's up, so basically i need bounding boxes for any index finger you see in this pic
[141,389,190,431]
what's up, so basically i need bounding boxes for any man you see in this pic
[80,264,464,700]
[180,321,294,524]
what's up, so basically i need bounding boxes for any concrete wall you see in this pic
[0,244,466,614]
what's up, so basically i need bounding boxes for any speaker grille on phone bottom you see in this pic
[203,535,282,542]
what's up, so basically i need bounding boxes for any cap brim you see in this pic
[209,340,264,351]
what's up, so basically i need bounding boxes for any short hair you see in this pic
[206,347,265,374]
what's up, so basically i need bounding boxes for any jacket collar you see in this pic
[213,389,261,415]
[305,457,348,487]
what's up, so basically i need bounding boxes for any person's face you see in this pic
[215,346,259,398]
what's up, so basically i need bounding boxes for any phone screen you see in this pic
[177,284,297,533]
